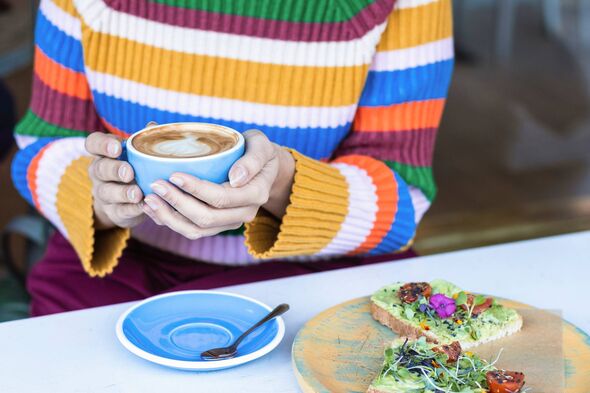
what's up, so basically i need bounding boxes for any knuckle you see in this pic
[210,193,228,209]
[117,205,135,219]
[196,212,213,228]
[96,183,109,200]
[165,193,178,207]
[88,161,97,179]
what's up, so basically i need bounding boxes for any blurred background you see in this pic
[0,0,589,321]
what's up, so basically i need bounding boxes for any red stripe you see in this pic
[333,155,398,254]
[104,0,394,42]
[30,75,104,133]
[353,99,446,132]
[27,144,52,212]
[335,128,437,167]
[34,46,91,100]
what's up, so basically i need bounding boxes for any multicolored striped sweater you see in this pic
[12,0,453,277]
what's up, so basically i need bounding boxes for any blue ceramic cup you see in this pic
[124,122,245,195]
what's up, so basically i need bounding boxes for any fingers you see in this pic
[142,195,243,239]
[110,203,145,221]
[228,130,276,187]
[149,181,258,227]
[85,132,123,158]
[169,174,270,208]
[96,182,143,204]
[90,158,134,183]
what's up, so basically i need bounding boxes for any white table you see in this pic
[0,232,588,393]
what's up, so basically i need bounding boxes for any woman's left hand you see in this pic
[141,130,295,240]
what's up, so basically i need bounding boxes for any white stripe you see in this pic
[86,69,356,128]
[371,38,454,72]
[40,0,81,40]
[396,0,438,10]
[73,0,387,67]
[317,163,378,256]
[409,186,431,223]
[131,221,256,265]
[35,138,89,237]
[15,135,39,149]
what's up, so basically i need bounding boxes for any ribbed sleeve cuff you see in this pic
[244,151,418,259]
[244,150,350,259]
[56,156,130,277]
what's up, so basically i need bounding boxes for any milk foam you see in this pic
[152,135,212,157]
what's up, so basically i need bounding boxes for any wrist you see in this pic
[263,147,295,219]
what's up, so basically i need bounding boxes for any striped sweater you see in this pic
[12,0,453,276]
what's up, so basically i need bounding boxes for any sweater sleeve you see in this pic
[245,0,453,258]
[11,0,129,277]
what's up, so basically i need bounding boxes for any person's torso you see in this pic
[73,0,396,161]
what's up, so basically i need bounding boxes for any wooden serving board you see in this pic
[292,297,590,393]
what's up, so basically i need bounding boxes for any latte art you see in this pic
[132,127,237,159]
[152,135,214,157]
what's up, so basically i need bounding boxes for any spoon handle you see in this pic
[232,303,290,349]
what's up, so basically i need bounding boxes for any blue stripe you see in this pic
[92,92,351,160]
[35,10,84,72]
[359,60,454,107]
[369,172,416,255]
[11,137,56,206]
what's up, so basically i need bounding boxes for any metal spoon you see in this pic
[200,303,290,361]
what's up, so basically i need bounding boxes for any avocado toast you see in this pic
[370,280,523,349]
[367,337,527,393]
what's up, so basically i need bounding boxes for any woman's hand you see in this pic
[142,130,295,240]
[86,133,145,230]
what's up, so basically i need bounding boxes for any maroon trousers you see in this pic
[27,232,417,316]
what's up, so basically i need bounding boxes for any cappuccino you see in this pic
[132,125,238,159]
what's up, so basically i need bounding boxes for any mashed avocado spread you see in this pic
[370,280,520,345]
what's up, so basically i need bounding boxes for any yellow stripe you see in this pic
[378,0,453,51]
[245,150,348,258]
[81,30,368,107]
[56,157,129,277]
[51,0,78,17]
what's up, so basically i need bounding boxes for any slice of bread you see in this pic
[370,300,523,349]
[370,280,523,349]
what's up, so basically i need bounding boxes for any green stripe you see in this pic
[385,161,437,201]
[148,0,375,22]
[15,110,87,138]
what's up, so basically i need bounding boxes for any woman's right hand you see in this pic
[85,133,145,230]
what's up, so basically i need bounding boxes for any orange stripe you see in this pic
[27,144,52,212]
[34,46,91,100]
[100,118,131,138]
[334,155,398,254]
[353,99,446,132]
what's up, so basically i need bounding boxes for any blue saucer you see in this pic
[116,291,285,371]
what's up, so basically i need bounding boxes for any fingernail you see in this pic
[229,166,247,187]
[144,197,160,211]
[126,187,136,202]
[118,165,128,181]
[151,183,167,196]
[169,176,184,187]
[107,141,120,156]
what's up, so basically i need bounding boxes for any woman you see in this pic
[12,0,453,315]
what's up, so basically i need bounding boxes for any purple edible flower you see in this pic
[418,304,429,313]
[429,294,456,319]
